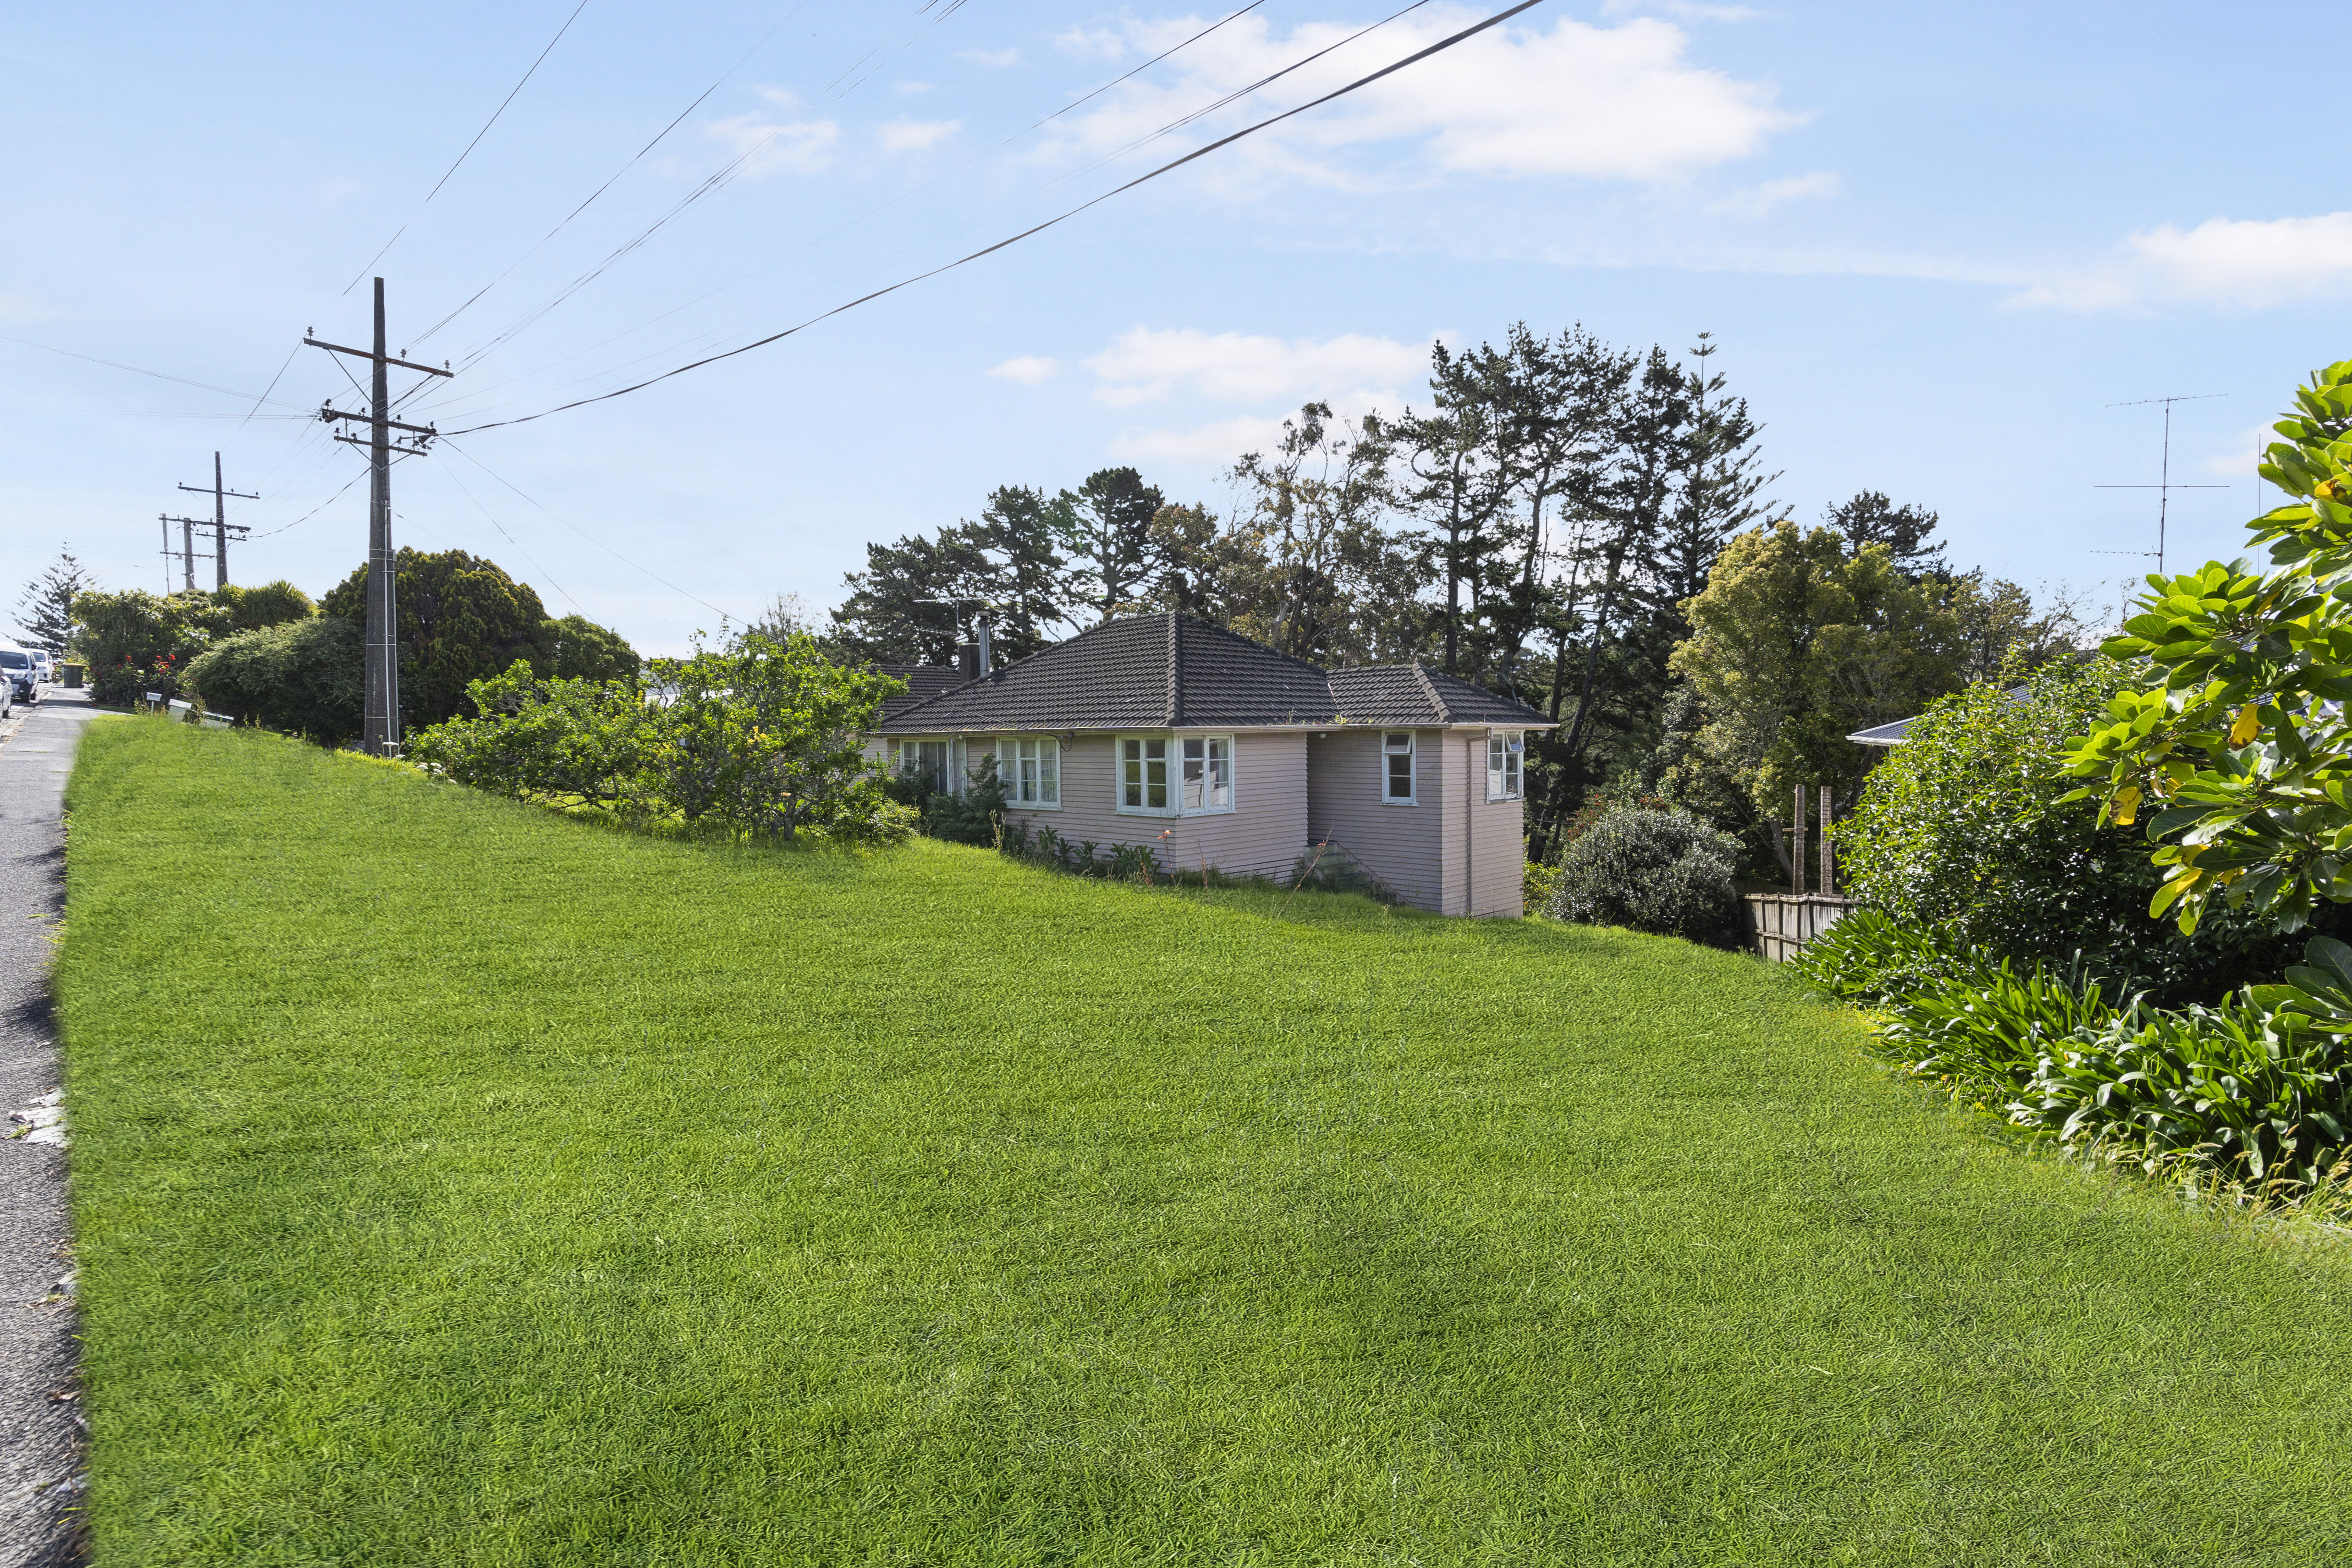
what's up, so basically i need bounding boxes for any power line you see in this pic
[410,4,1300,420]
[1031,2,1270,129]
[409,1,818,351]
[438,1,970,371]
[0,333,313,412]
[420,0,1448,428]
[436,459,581,611]
[440,439,732,618]
[445,0,1551,437]
[342,0,594,295]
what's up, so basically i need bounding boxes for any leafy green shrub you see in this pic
[321,550,638,730]
[1796,913,2352,1186]
[408,635,911,848]
[1838,656,2328,1003]
[405,662,651,806]
[886,753,1009,846]
[1547,805,1741,944]
[75,583,315,708]
[180,617,363,744]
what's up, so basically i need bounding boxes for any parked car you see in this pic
[0,645,38,705]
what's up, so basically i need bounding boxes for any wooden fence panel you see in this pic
[1745,893,1855,963]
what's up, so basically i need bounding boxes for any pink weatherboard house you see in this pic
[874,612,1554,916]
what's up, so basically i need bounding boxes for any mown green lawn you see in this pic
[56,720,2352,1565]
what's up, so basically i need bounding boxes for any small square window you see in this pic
[1120,737,1171,812]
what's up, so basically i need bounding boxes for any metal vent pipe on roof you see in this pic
[957,642,981,682]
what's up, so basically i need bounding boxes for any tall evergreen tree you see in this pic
[1057,467,1164,625]
[1824,490,1949,581]
[14,545,92,654]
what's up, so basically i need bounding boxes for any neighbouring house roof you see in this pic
[875,665,966,720]
[1847,682,2032,748]
[874,611,1554,734]
[1846,715,1917,748]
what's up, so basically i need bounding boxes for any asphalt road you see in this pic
[0,688,99,1566]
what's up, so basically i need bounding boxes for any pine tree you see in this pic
[14,545,92,654]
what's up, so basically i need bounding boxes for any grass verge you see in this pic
[58,720,2352,1565]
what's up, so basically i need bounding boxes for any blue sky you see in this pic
[5,1,2346,653]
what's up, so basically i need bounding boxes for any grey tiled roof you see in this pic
[875,612,1552,733]
[875,665,967,720]
[1325,665,1552,726]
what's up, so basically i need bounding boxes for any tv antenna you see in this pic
[2093,393,2228,574]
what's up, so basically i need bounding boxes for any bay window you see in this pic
[1487,730,1525,802]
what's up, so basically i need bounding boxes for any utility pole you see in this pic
[304,279,450,756]
[157,516,196,592]
[2095,393,2230,576]
[177,452,256,589]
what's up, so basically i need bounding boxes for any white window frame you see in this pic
[997,735,1061,809]
[1117,735,1176,816]
[1178,733,1236,815]
[894,738,952,794]
[1381,730,1417,806]
[1486,729,1525,802]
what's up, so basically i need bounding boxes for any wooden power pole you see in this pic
[177,452,256,589]
[305,279,450,756]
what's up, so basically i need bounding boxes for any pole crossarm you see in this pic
[333,433,434,457]
[179,483,258,500]
[320,406,438,437]
[301,337,454,378]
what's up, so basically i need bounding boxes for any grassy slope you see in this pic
[56,721,2352,1566]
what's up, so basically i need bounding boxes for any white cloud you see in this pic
[1040,10,1798,187]
[1053,25,1128,60]
[1085,326,1428,408]
[987,355,1061,385]
[1707,169,1839,218]
[707,109,840,176]
[2202,423,2274,480]
[0,291,49,323]
[894,80,934,95]
[958,47,1021,67]
[1111,414,1298,464]
[879,118,962,153]
[2016,212,2352,311]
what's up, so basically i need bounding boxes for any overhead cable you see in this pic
[341,0,594,295]
[421,0,1430,422]
[445,0,1549,437]
[0,333,315,412]
[409,1,818,350]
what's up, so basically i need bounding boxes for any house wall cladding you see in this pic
[984,732,1309,883]
[1307,729,1445,912]
[1307,728,1526,917]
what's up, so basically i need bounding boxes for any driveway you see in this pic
[0,688,101,1566]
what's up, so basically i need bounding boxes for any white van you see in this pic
[0,644,39,705]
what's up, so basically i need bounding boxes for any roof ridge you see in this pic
[1408,659,1451,723]
[1170,609,1335,679]
[1164,611,1180,726]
